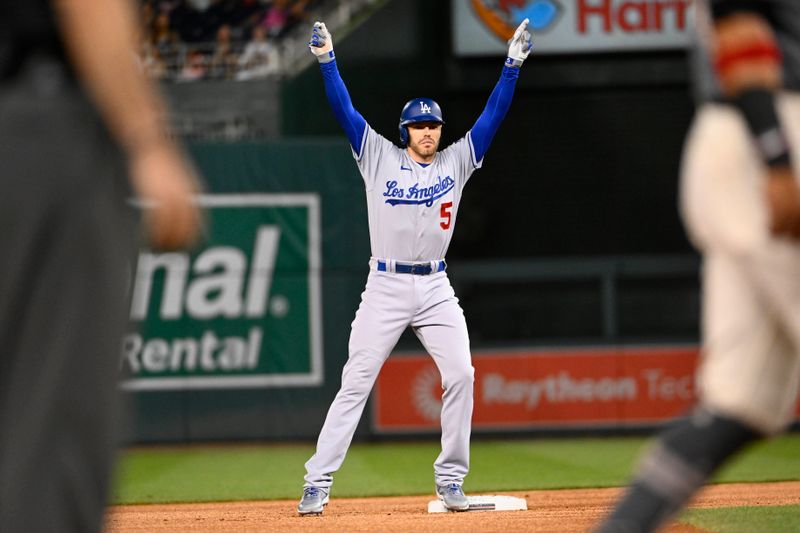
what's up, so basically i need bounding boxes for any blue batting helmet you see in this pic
[398,98,445,146]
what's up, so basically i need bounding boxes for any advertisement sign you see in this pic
[373,345,800,432]
[121,194,323,391]
[453,0,695,56]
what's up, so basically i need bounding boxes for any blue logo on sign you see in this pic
[512,0,561,32]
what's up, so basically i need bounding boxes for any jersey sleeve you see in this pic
[439,131,482,190]
[354,125,397,190]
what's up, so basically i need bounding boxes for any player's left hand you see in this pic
[506,18,533,68]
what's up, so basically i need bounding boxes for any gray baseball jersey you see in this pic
[355,125,481,262]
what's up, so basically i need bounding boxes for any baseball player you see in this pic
[597,1,800,531]
[297,19,533,515]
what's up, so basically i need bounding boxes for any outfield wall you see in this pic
[374,346,800,434]
[126,140,371,442]
[124,141,797,443]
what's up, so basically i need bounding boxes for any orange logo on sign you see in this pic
[471,0,562,41]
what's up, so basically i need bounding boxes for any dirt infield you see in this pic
[106,481,800,533]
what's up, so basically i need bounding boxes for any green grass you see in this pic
[680,505,800,532]
[111,434,800,505]
[715,435,800,483]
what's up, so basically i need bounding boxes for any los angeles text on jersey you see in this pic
[577,0,692,33]
[383,175,455,207]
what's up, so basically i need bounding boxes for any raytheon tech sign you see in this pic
[453,0,695,55]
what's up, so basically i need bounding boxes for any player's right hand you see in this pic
[309,21,335,63]
[129,141,204,251]
[765,167,800,239]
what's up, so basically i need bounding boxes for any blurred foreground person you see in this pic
[0,1,202,531]
[597,1,800,531]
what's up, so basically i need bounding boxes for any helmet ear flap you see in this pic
[399,124,409,147]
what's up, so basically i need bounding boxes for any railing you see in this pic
[442,254,702,348]
[141,40,280,82]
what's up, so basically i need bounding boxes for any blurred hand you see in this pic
[765,167,800,239]
[129,141,204,250]
[308,21,334,63]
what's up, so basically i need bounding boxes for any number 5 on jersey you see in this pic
[440,201,453,230]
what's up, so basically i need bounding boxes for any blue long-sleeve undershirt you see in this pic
[470,65,520,163]
[320,60,519,162]
[319,60,367,154]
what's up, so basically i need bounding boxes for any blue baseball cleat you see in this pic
[436,483,470,511]
[297,486,329,515]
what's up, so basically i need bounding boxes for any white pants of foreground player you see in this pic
[681,93,800,434]
[304,269,474,489]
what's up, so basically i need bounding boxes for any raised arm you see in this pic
[308,22,367,155]
[470,19,533,163]
[708,0,800,236]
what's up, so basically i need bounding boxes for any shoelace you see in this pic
[445,483,462,495]
[303,487,319,498]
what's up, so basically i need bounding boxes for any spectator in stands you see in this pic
[179,48,208,81]
[140,0,324,81]
[208,24,239,79]
[261,0,315,39]
[151,11,174,51]
[261,0,290,38]
[151,10,183,73]
[236,25,280,80]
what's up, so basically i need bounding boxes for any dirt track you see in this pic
[106,481,800,532]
